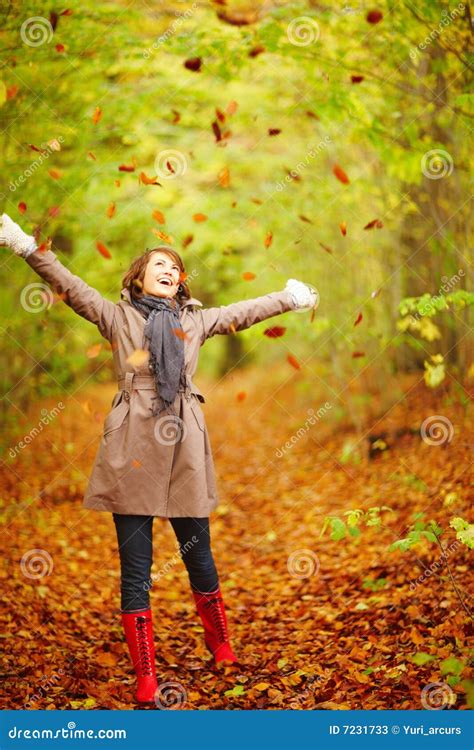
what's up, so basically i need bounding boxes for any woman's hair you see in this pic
[122,245,191,303]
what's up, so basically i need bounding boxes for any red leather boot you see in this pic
[121,608,158,703]
[192,587,237,665]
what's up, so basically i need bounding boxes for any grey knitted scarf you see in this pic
[131,294,185,417]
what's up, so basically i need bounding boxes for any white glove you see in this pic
[285,278,319,310]
[0,213,38,257]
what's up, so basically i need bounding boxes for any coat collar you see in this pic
[120,288,203,308]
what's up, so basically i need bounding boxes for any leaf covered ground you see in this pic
[1,369,472,710]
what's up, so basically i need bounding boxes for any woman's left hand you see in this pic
[285,278,319,310]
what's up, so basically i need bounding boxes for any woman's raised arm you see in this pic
[198,280,318,343]
[0,213,116,341]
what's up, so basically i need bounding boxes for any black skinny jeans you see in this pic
[113,514,219,612]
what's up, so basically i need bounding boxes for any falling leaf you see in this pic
[299,215,312,224]
[333,164,350,184]
[215,107,226,123]
[352,351,365,358]
[248,45,265,57]
[6,84,19,100]
[287,354,301,370]
[264,326,286,338]
[139,172,162,186]
[306,110,320,120]
[184,57,202,72]
[86,343,102,359]
[351,75,365,83]
[96,241,112,259]
[242,272,256,281]
[371,288,381,299]
[364,219,384,230]
[212,120,223,142]
[18,202,27,214]
[251,198,263,205]
[268,128,281,136]
[55,44,65,53]
[151,229,173,243]
[107,202,116,218]
[29,144,47,154]
[60,8,73,15]
[152,210,165,224]
[118,163,135,172]
[92,106,102,125]
[319,242,333,254]
[339,221,347,236]
[48,206,60,217]
[193,213,208,223]
[218,166,230,187]
[171,109,181,124]
[227,100,238,115]
[354,312,363,327]
[126,349,150,367]
[48,168,62,180]
[172,328,188,341]
[182,234,194,248]
[88,151,97,160]
[237,391,246,402]
[367,10,383,24]
[264,231,273,248]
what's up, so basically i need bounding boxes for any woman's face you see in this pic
[142,251,181,298]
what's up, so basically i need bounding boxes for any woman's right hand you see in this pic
[0,213,37,257]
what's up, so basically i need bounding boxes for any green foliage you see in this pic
[320,506,393,541]
[450,517,474,550]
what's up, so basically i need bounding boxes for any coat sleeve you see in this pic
[198,289,296,343]
[25,248,116,341]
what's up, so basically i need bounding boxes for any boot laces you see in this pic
[205,596,227,644]
[135,615,153,676]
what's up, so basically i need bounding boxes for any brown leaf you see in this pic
[367,10,383,24]
[339,221,347,236]
[354,312,363,327]
[364,219,384,230]
[351,75,365,83]
[184,57,202,72]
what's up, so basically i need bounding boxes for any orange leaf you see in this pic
[152,210,165,225]
[6,84,19,100]
[236,391,246,402]
[242,272,256,281]
[92,106,102,125]
[151,229,174,243]
[339,221,347,236]
[139,171,161,186]
[18,202,27,214]
[218,166,230,187]
[96,241,112,259]
[86,343,102,359]
[319,242,333,254]
[118,163,135,172]
[364,219,384,230]
[114,179,121,187]
[126,349,150,367]
[48,206,60,217]
[264,326,286,338]
[171,109,181,124]
[227,100,238,115]
[287,354,301,370]
[48,168,62,180]
[333,164,350,184]
[352,351,365,358]
[354,312,363,327]
[182,234,194,248]
[107,202,116,219]
[264,231,273,248]
[87,151,97,161]
[192,213,208,223]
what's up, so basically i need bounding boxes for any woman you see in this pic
[0,212,318,705]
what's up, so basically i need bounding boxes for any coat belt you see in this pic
[117,372,205,403]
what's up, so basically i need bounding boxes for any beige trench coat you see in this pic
[26,249,297,517]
